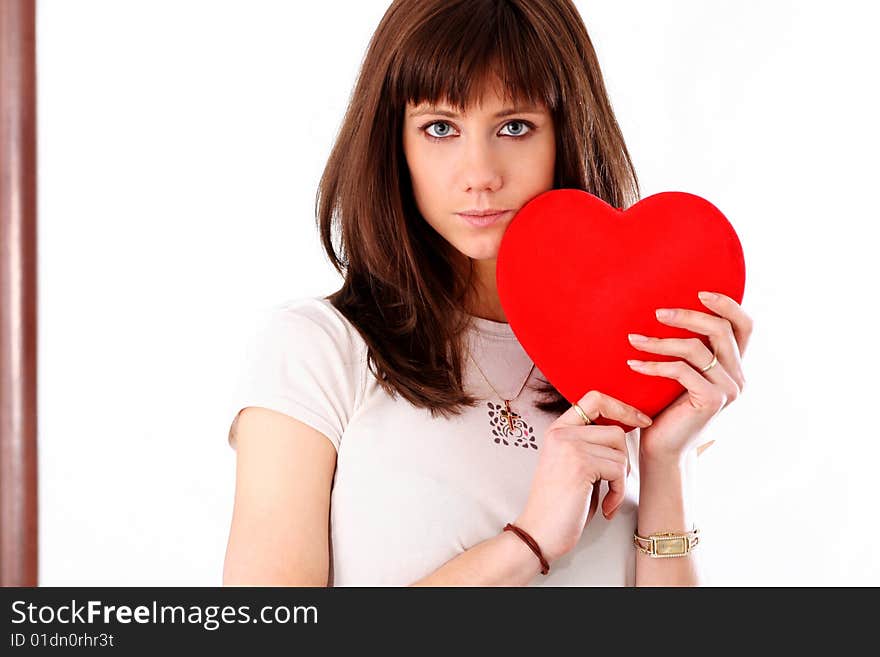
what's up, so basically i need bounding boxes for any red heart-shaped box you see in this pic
[496,189,746,432]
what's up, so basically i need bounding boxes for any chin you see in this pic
[459,238,502,262]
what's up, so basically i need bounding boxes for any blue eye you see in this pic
[425,121,455,139]
[501,121,530,137]
[421,120,535,142]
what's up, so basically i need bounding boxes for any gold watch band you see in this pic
[633,527,700,558]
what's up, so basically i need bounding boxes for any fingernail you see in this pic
[638,413,653,425]
[628,333,647,343]
[655,309,673,320]
[698,291,717,301]
[627,359,645,368]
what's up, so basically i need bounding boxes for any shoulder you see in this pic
[228,295,369,451]
[239,294,370,400]
[260,296,367,358]
[273,295,349,326]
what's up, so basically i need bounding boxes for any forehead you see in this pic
[407,99,547,119]
[408,86,547,116]
[406,71,546,114]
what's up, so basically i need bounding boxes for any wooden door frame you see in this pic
[0,0,38,586]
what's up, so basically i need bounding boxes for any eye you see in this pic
[499,120,533,138]
[423,121,456,140]
[420,119,535,142]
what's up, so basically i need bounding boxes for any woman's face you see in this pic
[402,82,556,263]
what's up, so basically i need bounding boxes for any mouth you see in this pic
[456,210,512,227]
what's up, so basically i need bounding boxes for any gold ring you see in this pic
[700,353,719,373]
[572,403,592,425]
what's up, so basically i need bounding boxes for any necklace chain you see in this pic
[468,351,536,431]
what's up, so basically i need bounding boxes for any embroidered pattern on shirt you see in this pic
[487,401,537,449]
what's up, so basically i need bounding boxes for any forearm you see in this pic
[635,447,702,587]
[409,529,544,586]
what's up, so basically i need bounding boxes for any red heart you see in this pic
[497,189,746,431]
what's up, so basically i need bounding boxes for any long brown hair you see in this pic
[317,0,641,418]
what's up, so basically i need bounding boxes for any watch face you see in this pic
[655,536,688,556]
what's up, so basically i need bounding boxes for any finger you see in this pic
[554,424,628,455]
[556,390,653,429]
[697,291,754,356]
[580,449,628,521]
[696,358,740,408]
[586,477,600,526]
[627,334,742,403]
[604,473,627,520]
[626,359,727,412]
[553,424,633,478]
[586,431,632,480]
[582,442,628,468]
[654,305,746,392]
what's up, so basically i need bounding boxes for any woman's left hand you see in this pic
[626,291,753,463]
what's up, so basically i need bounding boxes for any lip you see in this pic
[456,209,512,227]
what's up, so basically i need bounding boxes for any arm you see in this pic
[410,527,545,586]
[625,289,751,586]
[223,407,337,586]
[414,436,711,586]
[635,447,701,586]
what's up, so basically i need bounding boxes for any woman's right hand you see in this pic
[512,391,654,564]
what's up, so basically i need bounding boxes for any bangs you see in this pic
[387,0,561,114]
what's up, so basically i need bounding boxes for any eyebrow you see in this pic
[408,104,545,119]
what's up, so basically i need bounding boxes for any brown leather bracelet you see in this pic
[503,522,550,575]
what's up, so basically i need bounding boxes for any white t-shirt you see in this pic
[227,296,642,586]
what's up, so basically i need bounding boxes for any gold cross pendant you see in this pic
[503,400,515,431]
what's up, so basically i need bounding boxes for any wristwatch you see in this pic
[633,527,700,558]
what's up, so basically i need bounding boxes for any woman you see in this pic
[223,0,752,586]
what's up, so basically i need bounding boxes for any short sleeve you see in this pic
[226,297,367,452]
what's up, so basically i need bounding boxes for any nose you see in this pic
[460,139,502,193]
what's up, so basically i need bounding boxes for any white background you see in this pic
[36,0,880,585]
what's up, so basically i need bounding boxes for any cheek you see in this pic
[404,151,449,214]
[537,136,556,184]
[410,156,452,204]
[410,155,437,186]
[511,144,555,188]
[405,141,438,185]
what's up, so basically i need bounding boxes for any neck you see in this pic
[464,258,508,323]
